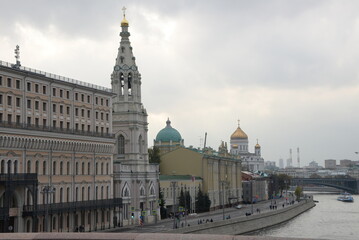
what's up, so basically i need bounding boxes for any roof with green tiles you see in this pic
[159,175,202,181]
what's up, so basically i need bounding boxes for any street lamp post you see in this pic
[250,180,254,214]
[171,181,178,229]
[41,185,55,232]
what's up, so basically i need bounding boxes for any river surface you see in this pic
[251,193,359,240]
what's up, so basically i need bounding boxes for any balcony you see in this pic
[0,121,114,138]
[0,173,37,183]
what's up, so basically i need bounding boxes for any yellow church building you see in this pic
[155,119,242,210]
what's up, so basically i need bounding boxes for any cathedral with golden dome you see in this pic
[230,121,264,172]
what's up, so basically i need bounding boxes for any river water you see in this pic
[251,193,359,240]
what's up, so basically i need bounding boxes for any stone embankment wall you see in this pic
[169,198,315,235]
[0,233,323,240]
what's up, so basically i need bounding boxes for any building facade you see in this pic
[111,14,160,226]
[0,60,119,232]
[159,142,242,210]
[230,122,264,172]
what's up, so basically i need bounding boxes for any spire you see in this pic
[237,119,240,128]
[121,6,129,27]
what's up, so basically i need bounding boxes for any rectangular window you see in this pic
[60,89,63,98]
[7,78,11,87]
[43,86,47,94]
[66,91,70,99]
[67,122,70,129]
[0,94,3,104]
[87,110,90,118]
[106,113,109,121]
[67,106,70,115]
[43,102,47,111]
[75,123,79,130]
[95,97,98,104]
[27,99,31,108]
[101,112,104,120]
[60,121,63,129]
[27,117,31,125]
[35,118,39,127]
[75,108,78,116]
[81,124,85,131]
[35,101,39,110]
[7,96,12,106]
[43,119,47,127]
[16,80,21,89]
[87,95,90,103]
[16,97,20,107]
[106,99,109,106]
[0,76,2,85]
[101,98,103,106]
[106,127,109,134]
[53,104,56,113]
[0,113,2,122]
[81,94,84,102]
[96,112,98,119]
[7,114,12,124]
[35,84,39,93]
[60,105,63,114]
[81,109,84,117]
[52,88,56,96]
[96,126,98,133]
[87,125,90,132]
[75,93,78,101]
[16,115,20,124]
[27,82,31,91]
[53,120,56,128]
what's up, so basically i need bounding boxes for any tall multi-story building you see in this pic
[325,159,336,169]
[111,13,160,226]
[0,60,119,232]
[278,158,284,169]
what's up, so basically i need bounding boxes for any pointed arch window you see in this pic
[14,160,18,174]
[138,135,142,154]
[140,187,145,196]
[118,135,125,154]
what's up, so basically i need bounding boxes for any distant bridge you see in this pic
[291,178,359,194]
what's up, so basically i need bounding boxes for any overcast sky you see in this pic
[1,0,359,166]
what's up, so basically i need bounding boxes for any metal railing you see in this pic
[23,198,122,215]
[0,60,112,93]
[0,121,114,138]
[0,173,37,182]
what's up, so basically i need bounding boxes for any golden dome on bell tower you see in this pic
[121,6,129,27]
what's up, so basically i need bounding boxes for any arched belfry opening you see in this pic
[128,72,132,96]
[120,72,125,96]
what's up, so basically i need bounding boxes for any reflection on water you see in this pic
[250,193,358,240]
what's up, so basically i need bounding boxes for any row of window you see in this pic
[0,95,110,120]
[0,159,110,176]
[0,76,110,106]
[0,114,110,133]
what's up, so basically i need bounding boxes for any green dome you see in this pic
[155,119,182,142]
